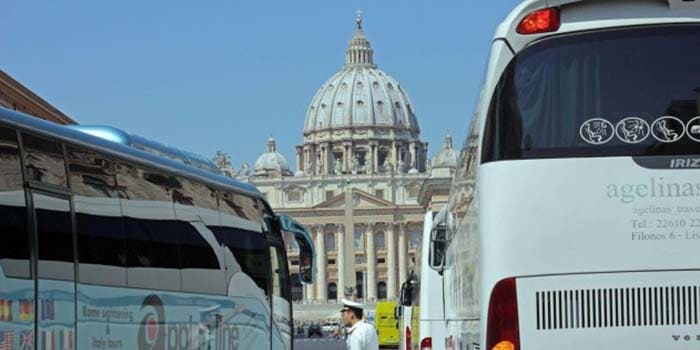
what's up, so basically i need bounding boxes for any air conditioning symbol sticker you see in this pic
[686,116,700,142]
[651,116,685,143]
[615,117,650,144]
[580,118,614,145]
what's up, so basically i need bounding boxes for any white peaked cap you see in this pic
[341,298,364,310]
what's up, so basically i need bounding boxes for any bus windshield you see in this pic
[483,24,700,162]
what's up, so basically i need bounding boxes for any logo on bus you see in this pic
[139,295,166,350]
[669,158,700,169]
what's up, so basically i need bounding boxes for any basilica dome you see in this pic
[254,137,292,178]
[295,15,428,177]
[303,16,420,135]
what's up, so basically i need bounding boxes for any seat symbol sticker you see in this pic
[615,117,650,144]
[580,118,614,145]
[686,116,700,142]
[651,116,685,143]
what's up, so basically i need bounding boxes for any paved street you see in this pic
[294,336,346,350]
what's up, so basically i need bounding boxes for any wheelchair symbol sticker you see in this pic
[651,116,685,143]
[615,117,649,144]
[580,118,614,145]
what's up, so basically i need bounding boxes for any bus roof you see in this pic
[0,106,261,198]
[496,0,700,54]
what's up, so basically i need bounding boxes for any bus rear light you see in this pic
[516,8,560,34]
[420,337,432,350]
[405,327,411,350]
[486,277,520,350]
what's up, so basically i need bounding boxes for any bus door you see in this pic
[30,190,76,350]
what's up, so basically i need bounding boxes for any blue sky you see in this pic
[4,1,521,170]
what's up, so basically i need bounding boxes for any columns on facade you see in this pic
[306,226,317,302]
[409,142,417,169]
[344,142,352,173]
[336,224,345,301]
[315,225,327,301]
[371,141,379,174]
[386,223,397,299]
[398,223,408,285]
[365,223,377,301]
[296,145,303,174]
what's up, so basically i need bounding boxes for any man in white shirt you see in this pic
[340,298,379,350]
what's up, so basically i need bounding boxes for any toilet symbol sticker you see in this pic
[615,117,649,144]
[580,118,614,145]
[686,116,700,142]
[651,116,685,143]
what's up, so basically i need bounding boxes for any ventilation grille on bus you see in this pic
[535,286,699,330]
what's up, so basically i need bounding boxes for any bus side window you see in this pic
[175,177,225,295]
[67,146,126,287]
[0,126,30,279]
[21,132,67,187]
[270,244,292,303]
[211,225,270,298]
[117,163,181,291]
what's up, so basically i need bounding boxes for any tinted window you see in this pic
[124,218,180,269]
[34,193,74,280]
[220,192,261,223]
[179,222,219,269]
[22,133,67,187]
[484,25,700,162]
[117,163,181,290]
[0,126,29,278]
[68,147,126,284]
[212,226,269,295]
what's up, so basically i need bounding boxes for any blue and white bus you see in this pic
[0,106,315,350]
[430,1,700,350]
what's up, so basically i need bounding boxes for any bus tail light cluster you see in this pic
[516,8,560,34]
[405,326,411,350]
[486,277,520,350]
[420,337,432,350]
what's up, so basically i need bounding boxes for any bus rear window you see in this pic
[483,25,700,162]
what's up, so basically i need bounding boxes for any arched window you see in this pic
[291,273,303,302]
[328,282,338,300]
[377,281,387,300]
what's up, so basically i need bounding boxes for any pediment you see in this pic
[313,189,396,209]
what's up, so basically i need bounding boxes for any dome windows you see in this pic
[387,83,394,89]
[356,100,365,106]
[372,81,379,88]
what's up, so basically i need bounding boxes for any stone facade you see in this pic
[246,14,456,303]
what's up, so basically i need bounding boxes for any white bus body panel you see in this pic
[480,158,700,349]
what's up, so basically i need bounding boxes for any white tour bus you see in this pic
[0,106,316,350]
[428,1,700,350]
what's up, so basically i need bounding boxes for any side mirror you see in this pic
[399,282,413,306]
[394,305,402,320]
[277,214,316,284]
[428,223,449,273]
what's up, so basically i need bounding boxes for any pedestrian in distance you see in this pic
[340,298,379,350]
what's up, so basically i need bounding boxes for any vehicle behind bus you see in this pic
[0,107,315,350]
[429,1,700,350]
[376,301,400,347]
